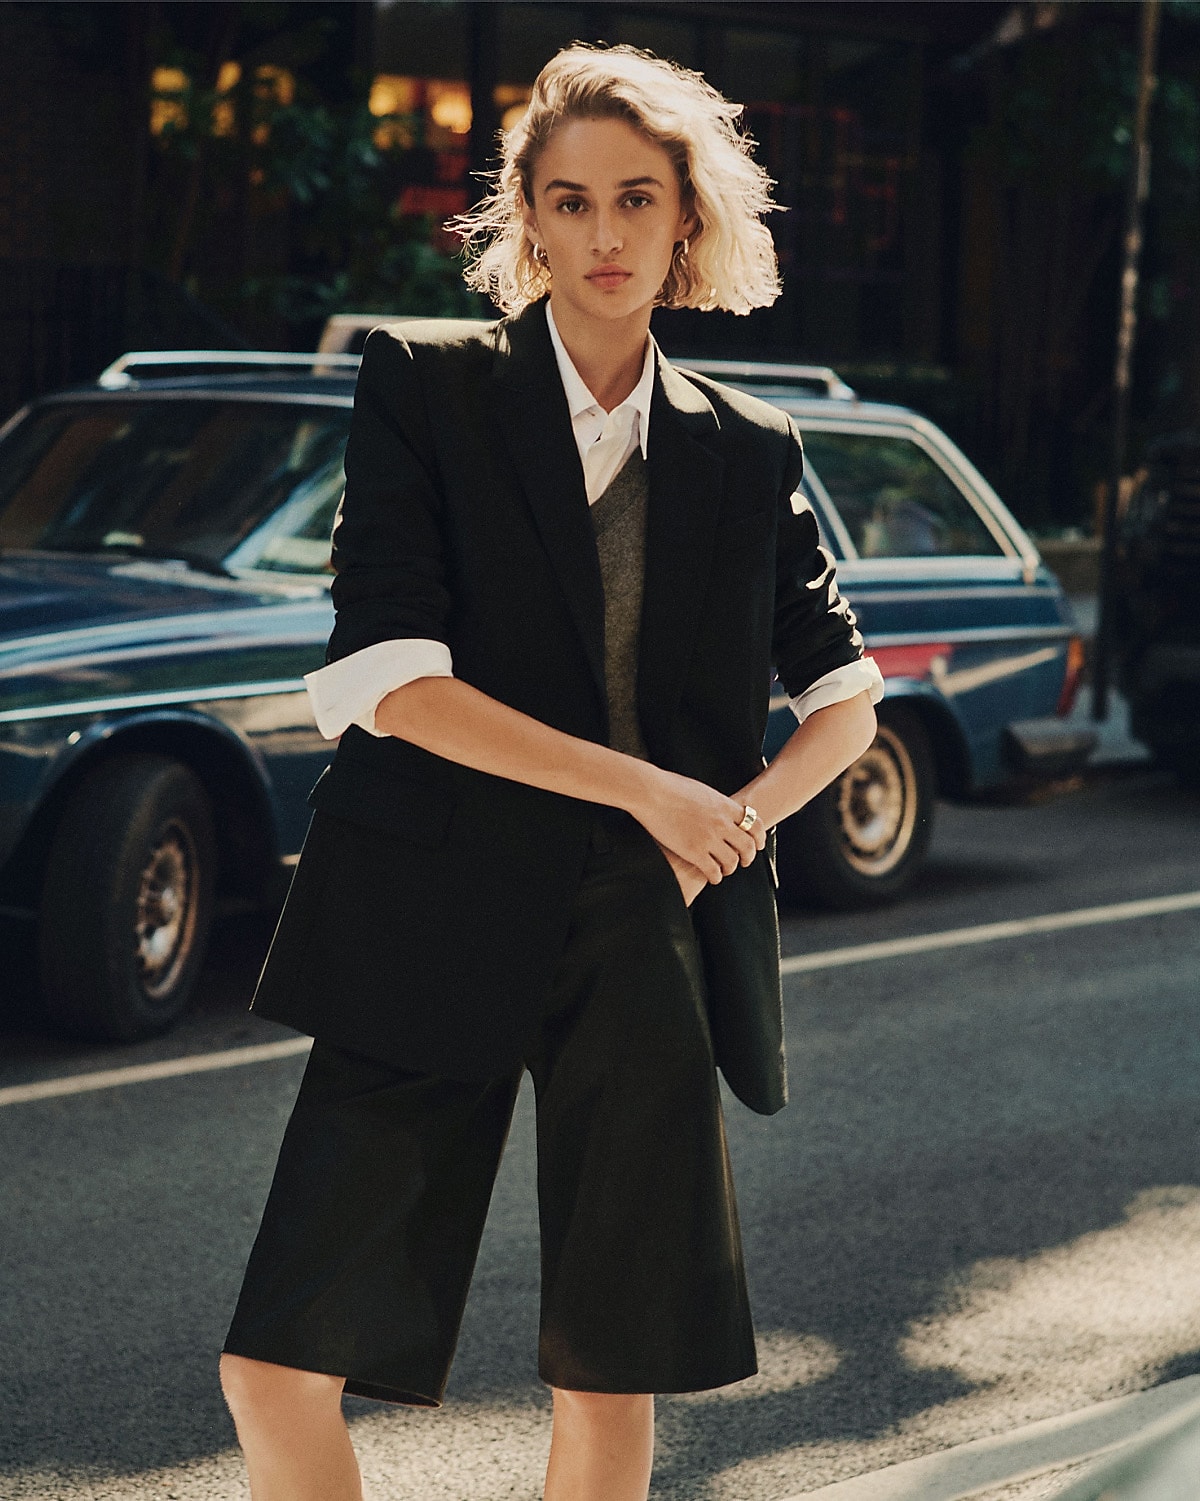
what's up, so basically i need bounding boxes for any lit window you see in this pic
[496,84,530,136]
[369,75,420,116]
[150,66,188,136]
[256,65,295,106]
[427,80,471,136]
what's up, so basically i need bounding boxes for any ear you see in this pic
[677,203,699,242]
[520,191,541,246]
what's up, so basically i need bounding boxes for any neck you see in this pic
[548,296,651,412]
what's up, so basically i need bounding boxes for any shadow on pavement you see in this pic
[2,775,1198,1497]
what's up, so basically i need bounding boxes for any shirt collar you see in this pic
[545,300,655,459]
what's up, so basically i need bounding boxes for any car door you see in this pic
[797,415,1076,789]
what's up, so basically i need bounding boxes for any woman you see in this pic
[220,42,883,1501]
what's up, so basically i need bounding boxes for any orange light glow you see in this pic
[369,74,420,117]
[428,81,472,136]
[150,67,188,136]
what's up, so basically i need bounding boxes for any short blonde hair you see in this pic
[449,43,781,315]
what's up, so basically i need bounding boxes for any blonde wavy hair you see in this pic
[448,43,781,315]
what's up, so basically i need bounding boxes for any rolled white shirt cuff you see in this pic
[304,638,454,740]
[789,657,885,726]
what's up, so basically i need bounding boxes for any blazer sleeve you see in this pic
[325,328,452,665]
[772,418,868,699]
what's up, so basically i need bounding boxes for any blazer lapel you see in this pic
[639,353,725,757]
[492,303,608,712]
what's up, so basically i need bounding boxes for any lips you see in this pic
[586,266,632,289]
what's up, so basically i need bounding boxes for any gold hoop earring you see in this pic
[532,242,549,267]
[674,236,690,264]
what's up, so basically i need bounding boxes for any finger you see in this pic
[716,849,739,878]
[726,830,758,867]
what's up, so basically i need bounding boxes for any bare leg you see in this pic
[220,1353,363,1501]
[544,1388,654,1501]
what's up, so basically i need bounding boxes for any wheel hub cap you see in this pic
[135,821,199,1001]
[836,725,919,877]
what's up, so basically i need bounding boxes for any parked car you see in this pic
[1111,429,1200,784]
[0,341,1091,1043]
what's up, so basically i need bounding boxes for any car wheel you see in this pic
[776,704,935,910]
[37,755,216,1042]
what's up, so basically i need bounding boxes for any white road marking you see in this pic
[5,890,1198,1110]
[781,889,1200,976]
[0,1035,312,1108]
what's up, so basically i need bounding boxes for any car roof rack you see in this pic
[677,358,857,402]
[96,349,361,389]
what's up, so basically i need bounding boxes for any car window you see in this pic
[0,400,350,570]
[225,455,345,574]
[801,430,1004,558]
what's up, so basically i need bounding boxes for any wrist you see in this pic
[612,754,662,820]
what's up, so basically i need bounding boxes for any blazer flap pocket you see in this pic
[308,764,455,848]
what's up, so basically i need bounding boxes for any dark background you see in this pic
[2,0,1198,533]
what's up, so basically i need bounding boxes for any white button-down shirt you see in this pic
[304,305,883,740]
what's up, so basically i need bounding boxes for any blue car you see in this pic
[0,346,1091,1043]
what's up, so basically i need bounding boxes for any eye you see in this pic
[556,197,586,215]
[624,193,652,209]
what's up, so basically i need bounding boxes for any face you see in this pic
[522,115,696,327]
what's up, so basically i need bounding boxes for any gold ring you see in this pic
[738,804,758,833]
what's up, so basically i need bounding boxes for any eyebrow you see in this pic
[542,176,666,193]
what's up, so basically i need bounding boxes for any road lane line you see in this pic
[6,890,1199,1109]
[0,1036,312,1108]
[781,889,1200,976]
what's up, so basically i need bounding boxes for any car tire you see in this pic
[37,755,216,1042]
[775,703,935,910]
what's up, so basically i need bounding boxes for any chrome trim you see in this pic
[680,359,857,401]
[0,679,308,725]
[0,599,327,660]
[801,474,857,560]
[44,389,354,411]
[847,586,1061,604]
[98,350,361,388]
[835,556,1027,581]
[0,401,33,445]
[865,624,1074,648]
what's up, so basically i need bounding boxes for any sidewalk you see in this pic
[1065,596,1150,769]
[779,1376,1200,1501]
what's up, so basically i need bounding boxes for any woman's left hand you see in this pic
[657,845,709,907]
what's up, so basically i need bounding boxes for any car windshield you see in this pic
[0,398,350,572]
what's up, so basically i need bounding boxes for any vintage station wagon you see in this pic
[0,344,1091,1042]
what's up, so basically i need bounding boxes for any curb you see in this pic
[778,1375,1200,1501]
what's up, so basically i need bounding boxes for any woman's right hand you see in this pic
[628,765,765,885]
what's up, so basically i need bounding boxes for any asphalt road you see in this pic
[1,764,1198,1500]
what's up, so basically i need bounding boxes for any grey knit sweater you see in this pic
[588,452,650,761]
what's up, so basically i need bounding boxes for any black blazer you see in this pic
[252,300,865,1115]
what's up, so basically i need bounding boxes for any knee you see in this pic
[551,1387,653,1430]
[220,1352,344,1425]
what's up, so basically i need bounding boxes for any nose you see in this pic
[592,206,623,257]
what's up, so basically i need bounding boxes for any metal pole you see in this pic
[1093,0,1161,720]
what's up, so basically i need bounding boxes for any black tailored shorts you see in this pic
[222,811,757,1406]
